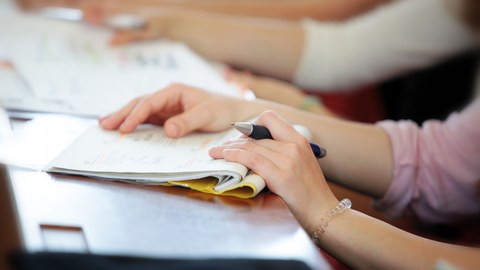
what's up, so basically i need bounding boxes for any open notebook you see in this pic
[45,124,266,199]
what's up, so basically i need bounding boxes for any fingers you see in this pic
[109,15,162,46]
[100,85,182,133]
[225,69,253,87]
[255,111,308,146]
[216,143,294,197]
[209,138,282,159]
[164,101,218,138]
[99,97,141,130]
[220,147,284,190]
[99,84,222,136]
[116,87,182,133]
[110,28,155,46]
[210,111,311,159]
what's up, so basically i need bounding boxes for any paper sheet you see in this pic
[47,125,248,185]
[0,13,241,117]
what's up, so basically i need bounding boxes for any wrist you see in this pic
[166,10,213,40]
[145,9,192,40]
[240,99,269,120]
[284,187,339,233]
[303,195,339,232]
[309,198,352,247]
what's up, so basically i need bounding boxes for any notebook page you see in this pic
[46,125,248,182]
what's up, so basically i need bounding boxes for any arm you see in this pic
[373,101,480,223]
[102,0,476,90]
[294,0,477,90]
[100,84,394,198]
[209,110,479,270]
[225,69,333,115]
[100,85,480,269]
[82,0,390,21]
[316,208,479,270]
[110,10,304,81]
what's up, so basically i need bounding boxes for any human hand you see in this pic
[208,111,338,229]
[108,7,215,48]
[82,0,189,46]
[225,68,333,116]
[225,68,305,102]
[82,0,126,26]
[16,0,81,11]
[99,84,255,137]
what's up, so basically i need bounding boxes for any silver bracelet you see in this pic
[312,198,352,246]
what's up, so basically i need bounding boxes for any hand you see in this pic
[82,0,127,27]
[106,7,206,47]
[225,68,306,102]
[108,10,179,46]
[16,0,81,11]
[209,111,338,230]
[99,84,255,137]
[82,1,189,46]
[225,68,333,116]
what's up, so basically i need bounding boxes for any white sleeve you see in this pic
[294,0,477,92]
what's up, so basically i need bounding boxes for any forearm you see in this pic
[136,0,390,21]
[165,12,303,80]
[218,98,479,269]
[245,99,393,197]
[295,0,477,91]
[316,209,479,270]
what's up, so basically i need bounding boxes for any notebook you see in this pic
[44,124,266,199]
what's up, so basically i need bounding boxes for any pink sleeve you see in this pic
[374,99,480,224]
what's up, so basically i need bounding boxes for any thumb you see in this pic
[163,103,218,138]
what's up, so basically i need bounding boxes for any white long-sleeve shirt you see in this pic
[294,0,477,91]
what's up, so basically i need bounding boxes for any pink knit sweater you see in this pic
[374,98,480,224]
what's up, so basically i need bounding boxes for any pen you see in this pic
[232,122,327,159]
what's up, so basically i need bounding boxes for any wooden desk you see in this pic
[0,118,330,270]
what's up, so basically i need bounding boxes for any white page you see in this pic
[47,125,248,184]
[0,13,241,117]
[0,64,100,115]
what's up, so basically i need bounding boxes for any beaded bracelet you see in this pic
[312,198,352,246]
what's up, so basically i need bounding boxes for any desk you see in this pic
[0,119,330,270]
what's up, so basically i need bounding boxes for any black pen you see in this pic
[232,122,327,159]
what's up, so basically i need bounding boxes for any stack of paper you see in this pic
[45,124,266,198]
